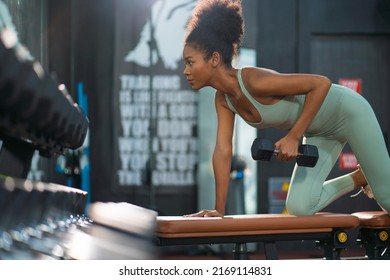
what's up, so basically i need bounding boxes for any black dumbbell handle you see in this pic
[273,148,304,157]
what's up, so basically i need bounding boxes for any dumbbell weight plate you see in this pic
[297,145,319,167]
[250,138,274,161]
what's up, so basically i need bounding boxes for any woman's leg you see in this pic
[286,137,354,215]
[344,100,390,213]
[287,91,390,215]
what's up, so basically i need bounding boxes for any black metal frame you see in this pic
[356,227,390,260]
[156,229,350,260]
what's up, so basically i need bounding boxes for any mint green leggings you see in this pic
[286,87,390,215]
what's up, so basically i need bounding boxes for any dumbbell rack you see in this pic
[0,29,90,259]
[0,36,89,176]
[0,176,90,259]
[0,28,160,260]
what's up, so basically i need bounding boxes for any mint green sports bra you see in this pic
[224,68,344,135]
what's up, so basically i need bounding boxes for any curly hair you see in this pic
[185,0,244,66]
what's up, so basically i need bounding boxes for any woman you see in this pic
[183,0,390,217]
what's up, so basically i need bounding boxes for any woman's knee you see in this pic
[285,199,316,216]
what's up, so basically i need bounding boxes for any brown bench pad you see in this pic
[156,213,360,238]
[352,211,390,228]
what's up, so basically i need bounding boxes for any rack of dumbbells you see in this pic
[0,29,159,260]
[0,28,90,259]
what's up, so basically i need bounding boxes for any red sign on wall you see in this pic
[339,153,358,170]
[338,78,362,94]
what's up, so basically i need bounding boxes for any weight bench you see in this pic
[155,213,360,260]
[352,211,390,259]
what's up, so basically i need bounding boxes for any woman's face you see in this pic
[182,44,212,90]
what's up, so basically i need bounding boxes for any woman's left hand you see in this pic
[183,209,223,218]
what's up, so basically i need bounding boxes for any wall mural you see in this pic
[113,0,198,191]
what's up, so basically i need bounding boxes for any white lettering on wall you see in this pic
[117,75,198,187]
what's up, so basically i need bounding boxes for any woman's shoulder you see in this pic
[240,66,279,77]
[239,67,280,93]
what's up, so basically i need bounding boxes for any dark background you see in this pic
[5,0,390,217]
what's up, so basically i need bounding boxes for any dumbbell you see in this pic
[251,138,319,167]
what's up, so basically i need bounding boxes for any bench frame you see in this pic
[156,229,351,259]
[352,211,390,260]
[155,213,359,260]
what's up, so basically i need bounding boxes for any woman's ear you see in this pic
[210,52,221,67]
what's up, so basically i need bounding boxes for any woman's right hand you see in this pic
[183,209,223,217]
[274,134,300,162]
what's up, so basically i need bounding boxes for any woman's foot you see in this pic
[351,165,388,213]
[351,164,375,199]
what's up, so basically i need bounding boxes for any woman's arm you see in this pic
[184,91,235,217]
[246,68,332,160]
[213,92,235,215]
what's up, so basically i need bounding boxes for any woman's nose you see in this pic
[183,65,190,76]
